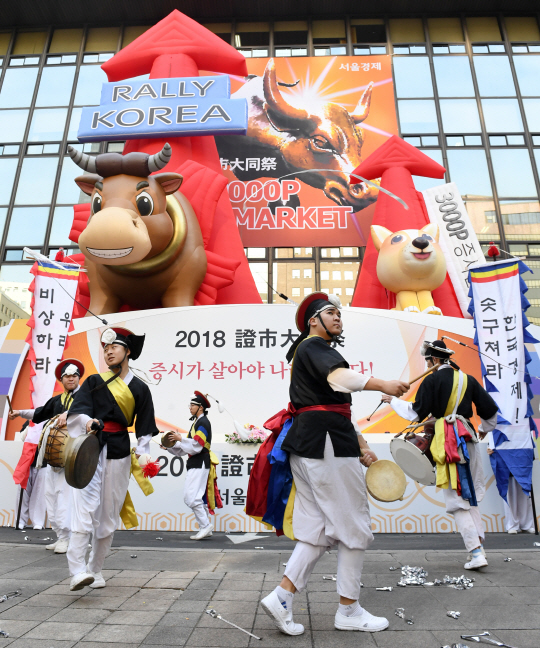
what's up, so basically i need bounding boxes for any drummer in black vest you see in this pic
[10,359,84,553]
[259,293,409,637]
[165,392,214,540]
[65,327,159,591]
[382,339,498,570]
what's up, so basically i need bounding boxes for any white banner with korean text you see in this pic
[423,182,485,319]
[25,257,80,443]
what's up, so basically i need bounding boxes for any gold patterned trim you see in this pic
[109,196,187,277]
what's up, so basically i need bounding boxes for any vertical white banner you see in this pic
[26,258,80,443]
[423,182,485,318]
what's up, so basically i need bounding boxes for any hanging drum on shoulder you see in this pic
[390,418,436,486]
[39,416,100,489]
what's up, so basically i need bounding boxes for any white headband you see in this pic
[61,363,79,377]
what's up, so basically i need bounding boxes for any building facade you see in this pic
[1,13,540,316]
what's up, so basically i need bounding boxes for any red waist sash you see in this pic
[102,421,126,433]
[264,402,351,433]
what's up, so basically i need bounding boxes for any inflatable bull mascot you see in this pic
[68,143,207,314]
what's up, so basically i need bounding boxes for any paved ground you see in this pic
[0,534,539,648]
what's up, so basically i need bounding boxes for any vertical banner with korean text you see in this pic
[423,182,485,318]
[468,259,538,499]
[25,260,80,443]
[213,55,398,247]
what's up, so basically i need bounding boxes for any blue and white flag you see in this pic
[468,258,538,499]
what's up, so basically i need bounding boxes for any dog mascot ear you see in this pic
[420,223,440,242]
[370,225,393,251]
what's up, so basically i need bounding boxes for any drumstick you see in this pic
[6,395,13,414]
[409,364,438,385]
[366,365,437,422]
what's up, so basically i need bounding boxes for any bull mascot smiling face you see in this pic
[69,143,207,314]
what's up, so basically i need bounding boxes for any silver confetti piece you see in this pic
[395,608,405,619]
[504,557,512,562]
[447,610,461,619]
[534,542,540,547]
[255,547,264,550]
[156,537,163,541]
[0,629,9,638]
[389,566,398,571]
[376,587,393,591]
[396,565,429,586]
[131,554,137,558]
[323,575,337,581]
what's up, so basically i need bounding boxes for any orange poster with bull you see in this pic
[214,55,398,247]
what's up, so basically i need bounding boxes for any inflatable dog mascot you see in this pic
[371,223,446,315]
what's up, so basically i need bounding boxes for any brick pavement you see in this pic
[0,541,539,648]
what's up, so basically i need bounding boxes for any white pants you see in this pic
[503,476,534,532]
[15,466,47,529]
[285,541,365,600]
[45,466,72,541]
[444,443,485,552]
[184,466,210,528]
[67,449,131,576]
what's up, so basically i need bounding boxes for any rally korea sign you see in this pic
[77,76,248,142]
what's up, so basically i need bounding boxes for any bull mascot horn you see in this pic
[262,59,373,132]
[67,143,172,176]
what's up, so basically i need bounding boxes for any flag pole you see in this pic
[531,484,539,535]
[15,487,24,530]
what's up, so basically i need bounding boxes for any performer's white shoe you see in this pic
[335,608,389,632]
[467,545,486,561]
[464,553,488,570]
[524,528,535,533]
[46,540,58,551]
[190,524,213,540]
[54,539,69,554]
[89,573,106,588]
[508,529,519,534]
[70,572,94,591]
[260,590,305,636]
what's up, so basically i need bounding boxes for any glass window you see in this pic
[122,26,151,48]
[303,268,312,278]
[85,27,119,52]
[447,149,493,196]
[467,17,502,42]
[0,208,7,239]
[523,99,540,132]
[428,18,463,43]
[473,56,516,96]
[393,57,433,98]
[412,149,445,191]
[15,157,59,205]
[513,56,540,96]
[440,99,481,133]
[49,206,75,246]
[389,18,425,43]
[397,99,438,133]
[481,99,524,132]
[433,57,475,97]
[12,31,47,55]
[248,262,269,303]
[500,200,540,241]
[351,19,386,43]
[344,271,354,280]
[274,261,316,304]
[67,108,83,140]
[333,287,342,295]
[0,158,18,204]
[0,110,29,143]
[312,20,346,44]
[0,67,38,108]
[291,269,300,279]
[6,207,50,245]
[56,158,92,204]
[332,271,342,280]
[235,23,269,47]
[28,108,68,141]
[274,21,308,45]
[49,28,83,53]
[321,271,329,280]
[35,66,76,107]
[491,149,537,198]
[74,65,107,106]
[505,17,540,42]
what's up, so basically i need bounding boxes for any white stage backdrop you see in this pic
[1,438,539,533]
[1,306,538,533]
